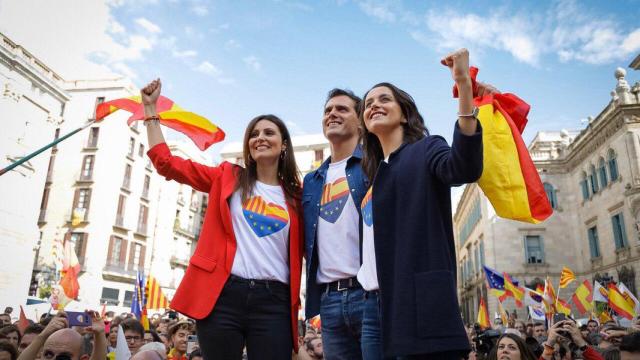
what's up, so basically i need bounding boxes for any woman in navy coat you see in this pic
[357,49,498,358]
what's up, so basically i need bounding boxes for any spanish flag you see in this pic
[454,68,552,223]
[559,267,576,289]
[571,280,593,315]
[477,298,490,329]
[503,272,524,308]
[608,283,636,320]
[556,298,572,316]
[96,95,225,151]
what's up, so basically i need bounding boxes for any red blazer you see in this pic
[147,143,303,352]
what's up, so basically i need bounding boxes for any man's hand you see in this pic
[84,310,105,335]
[141,78,161,106]
[546,321,565,346]
[561,321,587,347]
[42,312,69,337]
[441,48,471,84]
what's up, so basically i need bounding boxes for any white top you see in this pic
[357,186,379,291]
[229,181,290,283]
[316,157,361,284]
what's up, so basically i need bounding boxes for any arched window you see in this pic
[589,164,599,194]
[543,182,557,209]
[580,171,589,200]
[608,149,619,181]
[598,157,608,188]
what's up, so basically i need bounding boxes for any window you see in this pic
[122,164,132,189]
[108,236,126,266]
[580,172,589,200]
[87,127,99,148]
[101,287,119,306]
[80,155,94,180]
[474,244,481,273]
[543,183,557,209]
[123,291,134,308]
[588,226,601,258]
[598,157,608,188]
[458,199,482,246]
[611,213,628,249]
[315,149,324,162]
[138,143,145,157]
[524,235,544,264]
[128,138,135,157]
[129,243,145,271]
[479,241,485,267]
[116,195,126,227]
[589,165,599,194]
[608,149,619,181]
[68,232,87,265]
[137,205,148,234]
[142,175,150,199]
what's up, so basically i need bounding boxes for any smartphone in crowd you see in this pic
[67,311,91,327]
[186,335,198,355]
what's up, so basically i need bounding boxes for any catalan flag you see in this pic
[454,67,552,223]
[556,298,572,315]
[477,298,490,329]
[571,280,593,315]
[543,277,557,314]
[146,275,169,310]
[608,283,636,320]
[95,95,225,151]
[503,272,524,308]
[559,267,576,289]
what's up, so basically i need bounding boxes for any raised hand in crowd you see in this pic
[84,310,107,360]
[18,312,68,360]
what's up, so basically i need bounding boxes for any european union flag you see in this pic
[131,271,145,319]
[483,265,519,290]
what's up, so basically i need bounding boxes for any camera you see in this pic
[473,324,501,359]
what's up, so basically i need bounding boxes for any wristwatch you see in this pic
[458,107,479,119]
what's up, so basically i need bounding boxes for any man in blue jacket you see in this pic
[303,88,369,359]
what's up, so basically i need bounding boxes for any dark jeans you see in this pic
[319,286,365,359]
[362,290,383,360]
[196,275,292,360]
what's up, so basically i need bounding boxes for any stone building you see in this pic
[455,62,640,324]
[0,31,68,307]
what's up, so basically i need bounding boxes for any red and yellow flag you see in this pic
[60,239,81,300]
[96,95,225,151]
[559,267,576,289]
[571,280,593,315]
[608,284,636,320]
[556,298,571,315]
[543,277,557,314]
[477,297,490,329]
[145,275,169,309]
[503,272,524,308]
[454,67,552,223]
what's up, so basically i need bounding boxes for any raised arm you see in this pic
[142,78,166,148]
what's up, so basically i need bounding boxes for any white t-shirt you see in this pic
[357,186,379,291]
[316,157,361,284]
[229,181,290,284]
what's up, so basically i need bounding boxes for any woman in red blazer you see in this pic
[141,79,303,359]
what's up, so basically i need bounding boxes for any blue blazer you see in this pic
[372,122,482,356]
[302,145,369,320]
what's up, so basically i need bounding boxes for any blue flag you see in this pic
[131,271,145,319]
[483,265,519,290]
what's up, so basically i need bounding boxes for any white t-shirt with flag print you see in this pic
[357,186,379,291]
[229,181,290,284]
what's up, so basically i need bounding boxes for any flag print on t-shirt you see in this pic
[361,187,373,227]
[320,177,350,223]
[242,196,289,237]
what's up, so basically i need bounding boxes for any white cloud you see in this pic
[107,17,126,34]
[195,61,221,77]
[243,56,262,71]
[225,39,241,49]
[172,49,198,59]
[191,4,209,16]
[135,17,162,34]
[358,0,396,23]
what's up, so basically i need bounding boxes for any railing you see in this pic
[115,215,124,228]
[136,223,147,235]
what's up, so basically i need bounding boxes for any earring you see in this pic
[280,149,286,159]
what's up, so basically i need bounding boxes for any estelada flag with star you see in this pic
[95,95,225,151]
[453,67,553,223]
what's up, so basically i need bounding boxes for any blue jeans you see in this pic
[320,287,365,359]
[362,290,383,360]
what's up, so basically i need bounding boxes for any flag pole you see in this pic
[0,119,97,177]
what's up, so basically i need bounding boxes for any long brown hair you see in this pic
[359,82,429,181]
[235,114,302,207]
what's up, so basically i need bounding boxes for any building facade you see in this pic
[0,31,69,307]
[455,63,640,324]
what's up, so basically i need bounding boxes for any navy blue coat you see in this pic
[372,122,482,356]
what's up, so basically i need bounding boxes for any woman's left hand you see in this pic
[476,82,501,97]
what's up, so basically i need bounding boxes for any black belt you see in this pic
[324,277,361,293]
[227,275,288,290]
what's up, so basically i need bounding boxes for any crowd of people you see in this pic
[467,316,640,360]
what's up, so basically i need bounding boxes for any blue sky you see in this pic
[1,0,639,160]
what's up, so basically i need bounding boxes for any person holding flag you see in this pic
[142,79,304,359]
[357,49,498,358]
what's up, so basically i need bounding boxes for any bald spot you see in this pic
[44,329,83,358]
[131,350,164,360]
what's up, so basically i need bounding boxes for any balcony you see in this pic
[67,208,89,226]
[135,223,148,237]
[122,178,131,191]
[141,189,149,200]
[102,263,136,283]
[78,173,93,182]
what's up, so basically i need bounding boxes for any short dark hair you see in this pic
[533,322,545,327]
[146,329,161,342]
[167,321,192,339]
[0,325,21,344]
[0,339,17,360]
[23,323,44,336]
[587,319,599,326]
[121,318,144,338]
[188,349,202,360]
[620,332,640,353]
[325,88,361,111]
[306,336,321,351]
